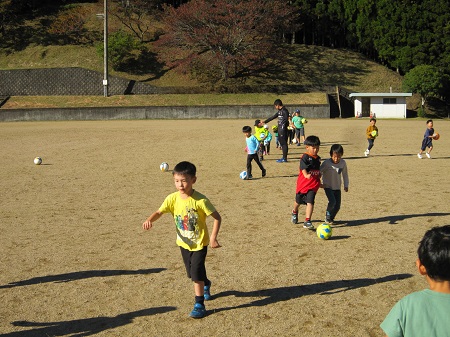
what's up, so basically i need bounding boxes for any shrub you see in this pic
[97,30,140,71]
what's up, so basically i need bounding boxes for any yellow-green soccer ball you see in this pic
[301,118,308,124]
[371,130,377,137]
[316,223,332,240]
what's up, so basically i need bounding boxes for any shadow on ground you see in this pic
[212,273,412,313]
[0,268,165,289]
[3,307,176,337]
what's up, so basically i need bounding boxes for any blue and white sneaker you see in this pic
[303,221,314,229]
[276,158,287,163]
[204,282,212,301]
[189,303,206,318]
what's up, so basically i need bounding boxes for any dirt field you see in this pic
[1,118,449,337]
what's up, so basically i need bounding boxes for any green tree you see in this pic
[402,65,447,110]
[97,30,141,71]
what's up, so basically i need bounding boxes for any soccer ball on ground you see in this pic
[160,162,169,172]
[292,138,298,144]
[239,171,248,180]
[316,223,332,240]
[432,132,440,140]
[34,157,42,165]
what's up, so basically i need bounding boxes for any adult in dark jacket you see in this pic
[264,99,290,162]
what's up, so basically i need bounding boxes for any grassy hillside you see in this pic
[0,1,407,109]
[0,43,404,92]
[1,43,412,109]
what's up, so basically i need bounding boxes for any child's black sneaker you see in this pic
[291,212,298,224]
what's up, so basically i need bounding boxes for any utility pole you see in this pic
[97,0,110,97]
[103,0,109,97]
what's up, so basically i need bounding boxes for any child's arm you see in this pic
[142,210,163,230]
[342,163,349,192]
[301,168,311,179]
[209,211,222,248]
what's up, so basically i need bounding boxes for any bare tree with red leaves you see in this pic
[155,0,297,85]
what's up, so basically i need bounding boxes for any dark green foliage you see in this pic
[403,65,449,115]
[97,30,141,71]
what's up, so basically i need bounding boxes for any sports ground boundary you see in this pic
[0,104,330,122]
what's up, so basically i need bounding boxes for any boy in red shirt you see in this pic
[291,135,321,229]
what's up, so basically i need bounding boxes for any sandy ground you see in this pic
[1,118,449,337]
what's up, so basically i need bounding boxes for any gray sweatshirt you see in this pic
[320,158,349,190]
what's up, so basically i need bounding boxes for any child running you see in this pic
[142,161,222,319]
[242,125,266,180]
[364,118,378,157]
[417,119,434,159]
[320,144,349,225]
[291,135,321,229]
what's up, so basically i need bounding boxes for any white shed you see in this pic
[349,92,412,118]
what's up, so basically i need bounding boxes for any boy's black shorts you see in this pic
[180,246,208,282]
[296,190,317,205]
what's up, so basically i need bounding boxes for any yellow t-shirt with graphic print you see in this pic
[159,190,216,251]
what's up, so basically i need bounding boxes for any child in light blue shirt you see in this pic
[242,126,266,180]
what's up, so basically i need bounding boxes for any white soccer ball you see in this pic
[160,162,169,172]
[259,133,266,140]
[292,138,298,144]
[34,157,42,165]
[239,171,248,180]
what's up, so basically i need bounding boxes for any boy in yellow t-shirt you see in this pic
[143,161,222,319]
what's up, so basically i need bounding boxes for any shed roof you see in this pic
[349,93,412,97]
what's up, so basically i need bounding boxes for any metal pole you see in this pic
[103,0,109,97]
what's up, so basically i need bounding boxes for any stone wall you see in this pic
[0,67,163,96]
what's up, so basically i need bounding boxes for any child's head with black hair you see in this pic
[304,135,320,157]
[417,225,450,281]
[304,135,320,147]
[173,161,196,178]
[329,144,344,164]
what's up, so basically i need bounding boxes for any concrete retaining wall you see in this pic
[0,104,330,121]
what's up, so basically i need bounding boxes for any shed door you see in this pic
[362,97,370,117]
